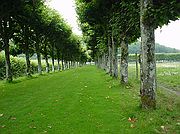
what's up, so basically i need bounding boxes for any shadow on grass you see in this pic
[0,70,69,86]
[7,75,38,84]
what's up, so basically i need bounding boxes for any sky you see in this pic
[47,0,180,50]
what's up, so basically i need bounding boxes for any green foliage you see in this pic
[142,0,180,28]
[0,0,87,80]
[76,0,179,61]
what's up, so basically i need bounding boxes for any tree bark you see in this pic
[112,34,118,78]
[45,55,49,73]
[120,40,128,83]
[68,61,71,69]
[135,53,138,79]
[23,26,31,77]
[4,38,12,82]
[103,53,106,71]
[51,44,55,72]
[108,36,113,76]
[2,19,12,82]
[44,44,49,73]
[35,43,42,74]
[25,44,31,76]
[62,54,64,71]
[140,0,156,109]
[57,58,61,71]
[57,50,61,71]
[64,60,66,70]
[105,53,109,73]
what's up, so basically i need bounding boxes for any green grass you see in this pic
[0,66,180,134]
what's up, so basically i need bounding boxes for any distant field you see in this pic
[128,62,180,92]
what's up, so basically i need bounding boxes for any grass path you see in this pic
[0,66,179,134]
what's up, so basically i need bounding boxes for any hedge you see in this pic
[0,52,49,80]
[128,53,180,62]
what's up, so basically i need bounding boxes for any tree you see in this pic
[76,0,180,109]
[0,0,23,82]
[139,0,179,109]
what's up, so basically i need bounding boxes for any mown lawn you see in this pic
[0,66,179,134]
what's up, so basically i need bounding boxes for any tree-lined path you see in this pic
[0,66,179,133]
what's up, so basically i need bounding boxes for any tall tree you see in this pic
[0,0,23,81]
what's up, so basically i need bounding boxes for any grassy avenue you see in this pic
[0,65,179,134]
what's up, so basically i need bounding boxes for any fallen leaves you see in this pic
[160,125,168,133]
[128,117,137,123]
[1,125,6,128]
[29,125,36,129]
[43,130,48,133]
[47,125,52,129]
[10,117,16,120]
[130,124,135,128]
[128,117,137,128]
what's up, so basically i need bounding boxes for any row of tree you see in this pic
[0,0,88,82]
[75,0,179,109]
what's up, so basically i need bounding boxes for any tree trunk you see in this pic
[4,38,12,82]
[35,43,42,74]
[51,57,55,72]
[57,50,61,71]
[135,53,138,79]
[66,61,69,69]
[120,40,128,83]
[2,19,12,82]
[112,34,118,78]
[51,44,55,72]
[105,53,109,73]
[45,55,49,73]
[139,54,143,90]
[68,61,71,69]
[140,0,156,109]
[24,25,31,77]
[108,36,113,76]
[25,44,31,76]
[44,44,49,73]
[61,54,64,70]
[57,58,61,71]
[64,60,66,70]
[103,53,107,71]
[70,61,73,68]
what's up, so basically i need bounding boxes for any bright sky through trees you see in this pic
[47,0,82,35]
[155,20,180,49]
[48,0,180,49]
